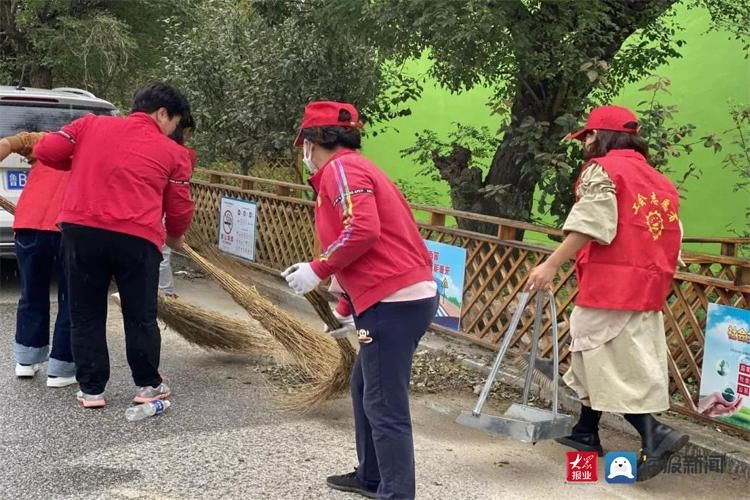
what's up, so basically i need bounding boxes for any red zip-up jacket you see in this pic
[33,112,194,251]
[2,131,67,232]
[308,149,433,316]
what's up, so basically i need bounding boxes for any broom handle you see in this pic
[0,194,16,215]
[304,289,342,331]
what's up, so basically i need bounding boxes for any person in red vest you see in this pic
[0,132,76,387]
[526,105,688,481]
[282,101,438,499]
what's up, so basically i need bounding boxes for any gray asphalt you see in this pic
[0,261,747,499]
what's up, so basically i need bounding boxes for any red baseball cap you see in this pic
[567,105,639,141]
[294,101,362,146]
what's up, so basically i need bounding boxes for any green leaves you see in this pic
[163,0,419,169]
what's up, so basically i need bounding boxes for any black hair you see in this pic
[300,109,362,150]
[584,123,649,160]
[169,113,196,145]
[131,82,190,119]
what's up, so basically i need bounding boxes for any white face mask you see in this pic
[302,139,316,173]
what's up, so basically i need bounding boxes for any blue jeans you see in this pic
[351,294,439,500]
[13,229,74,377]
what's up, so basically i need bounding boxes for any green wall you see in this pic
[361,8,749,244]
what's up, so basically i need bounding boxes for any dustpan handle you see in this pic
[547,290,560,418]
[522,291,561,417]
[521,292,544,405]
[471,292,531,416]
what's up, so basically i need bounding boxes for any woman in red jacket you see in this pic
[0,132,76,387]
[282,101,438,500]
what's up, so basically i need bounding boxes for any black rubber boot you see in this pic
[624,413,690,482]
[555,404,604,456]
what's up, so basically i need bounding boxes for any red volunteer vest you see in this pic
[575,149,680,311]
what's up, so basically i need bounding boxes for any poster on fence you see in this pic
[218,196,257,261]
[424,240,466,332]
[698,303,750,430]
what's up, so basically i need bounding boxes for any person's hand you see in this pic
[677,250,686,268]
[697,392,743,417]
[323,309,356,338]
[0,139,11,162]
[525,261,557,292]
[281,262,322,295]
[166,234,184,251]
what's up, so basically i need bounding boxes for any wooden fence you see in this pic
[191,169,750,433]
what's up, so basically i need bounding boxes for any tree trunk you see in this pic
[29,65,52,88]
[432,88,569,236]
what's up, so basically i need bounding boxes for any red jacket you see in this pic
[13,162,68,232]
[33,112,195,250]
[309,149,433,316]
[575,149,681,311]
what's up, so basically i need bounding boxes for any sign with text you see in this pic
[424,240,466,331]
[218,197,257,261]
[698,303,750,430]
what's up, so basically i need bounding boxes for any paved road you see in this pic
[0,262,747,499]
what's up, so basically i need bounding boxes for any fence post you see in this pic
[276,185,291,197]
[497,225,516,241]
[735,266,750,287]
[209,173,221,184]
[721,242,737,257]
[429,211,446,227]
[240,178,254,191]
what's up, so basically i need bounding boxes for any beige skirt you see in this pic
[563,316,670,413]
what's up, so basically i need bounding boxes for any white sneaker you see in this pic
[47,375,78,388]
[15,363,42,378]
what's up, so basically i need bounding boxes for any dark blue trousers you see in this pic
[13,229,74,377]
[351,295,438,500]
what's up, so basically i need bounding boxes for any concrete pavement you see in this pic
[0,262,748,499]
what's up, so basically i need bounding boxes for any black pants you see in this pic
[62,224,163,394]
[351,294,439,500]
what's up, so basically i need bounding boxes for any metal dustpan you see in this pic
[456,291,573,444]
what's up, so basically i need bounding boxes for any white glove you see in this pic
[323,309,356,338]
[281,262,322,295]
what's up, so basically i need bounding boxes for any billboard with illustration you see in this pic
[698,303,750,430]
[424,240,466,332]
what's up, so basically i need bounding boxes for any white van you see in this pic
[0,86,117,256]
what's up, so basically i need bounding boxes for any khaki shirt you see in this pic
[563,164,664,352]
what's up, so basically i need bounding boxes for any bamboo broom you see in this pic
[294,290,358,409]
[181,242,341,382]
[182,237,357,409]
[111,292,280,355]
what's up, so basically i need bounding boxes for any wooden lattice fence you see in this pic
[191,170,750,433]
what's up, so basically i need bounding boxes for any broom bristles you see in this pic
[182,241,341,381]
[183,234,358,411]
[157,295,279,354]
[113,292,279,355]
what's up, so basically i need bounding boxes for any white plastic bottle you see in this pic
[125,400,171,422]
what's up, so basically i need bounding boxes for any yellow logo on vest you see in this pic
[358,329,373,344]
[633,192,678,240]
